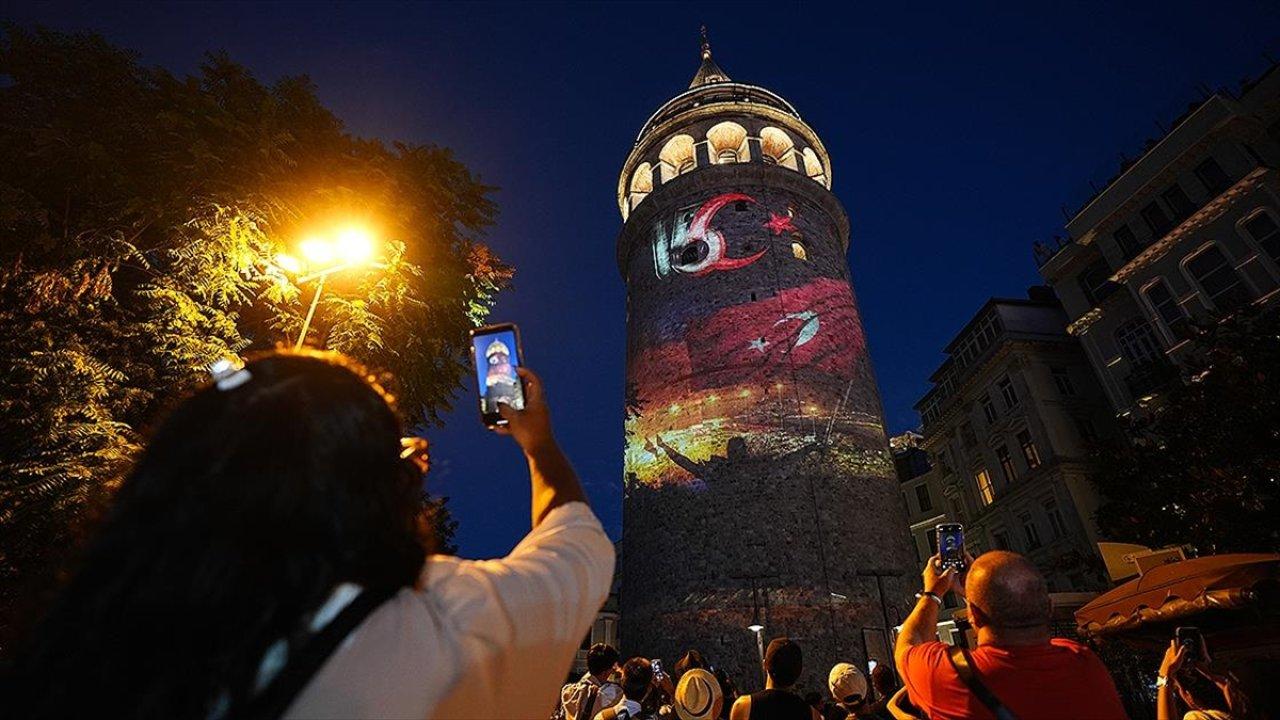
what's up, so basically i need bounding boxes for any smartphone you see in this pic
[936,523,966,572]
[469,323,525,428]
[1175,626,1202,663]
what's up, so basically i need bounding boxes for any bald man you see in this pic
[893,550,1126,719]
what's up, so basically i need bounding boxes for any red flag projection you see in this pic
[624,190,888,489]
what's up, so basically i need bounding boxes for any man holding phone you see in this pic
[893,550,1126,719]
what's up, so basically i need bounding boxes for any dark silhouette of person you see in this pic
[646,434,815,486]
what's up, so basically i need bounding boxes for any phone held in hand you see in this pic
[1175,626,1203,663]
[469,323,525,429]
[936,523,966,572]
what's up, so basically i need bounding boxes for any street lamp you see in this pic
[276,225,383,350]
[747,584,766,683]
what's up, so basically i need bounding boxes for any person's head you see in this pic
[963,551,1052,640]
[726,436,748,461]
[621,657,655,702]
[674,649,708,681]
[588,643,621,679]
[764,637,803,688]
[9,350,428,718]
[869,664,894,697]
[828,662,868,707]
[674,668,723,720]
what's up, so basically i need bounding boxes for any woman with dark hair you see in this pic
[3,350,614,719]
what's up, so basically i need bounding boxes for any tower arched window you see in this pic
[658,134,696,182]
[629,162,653,211]
[802,148,828,186]
[760,127,798,170]
[707,121,748,165]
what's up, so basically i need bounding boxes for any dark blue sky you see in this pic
[10,1,1279,557]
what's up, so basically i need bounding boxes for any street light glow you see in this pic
[274,253,302,274]
[747,623,764,633]
[300,236,336,265]
[335,225,375,264]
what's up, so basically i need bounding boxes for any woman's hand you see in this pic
[496,368,555,454]
[1159,640,1187,679]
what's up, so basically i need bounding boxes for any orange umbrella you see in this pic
[1075,553,1280,640]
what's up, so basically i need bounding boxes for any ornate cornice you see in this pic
[1066,307,1104,336]
[1111,167,1272,282]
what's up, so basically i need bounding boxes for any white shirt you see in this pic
[283,501,615,719]
[562,673,624,720]
[595,698,643,720]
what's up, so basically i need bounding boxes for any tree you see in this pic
[1091,306,1280,555]
[0,26,510,632]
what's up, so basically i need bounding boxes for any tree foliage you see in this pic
[0,26,510,628]
[1091,306,1280,555]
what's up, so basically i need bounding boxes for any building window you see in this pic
[1018,430,1041,469]
[960,422,978,448]
[1242,210,1280,265]
[1141,200,1174,238]
[996,445,1017,483]
[1050,367,1075,396]
[974,468,995,506]
[1184,243,1252,312]
[1194,157,1231,196]
[1114,224,1143,260]
[1075,416,1097,442]
[997,377,1018,409]
[980,394,998,424]
[1142,278,1190,340]
[1044,500,1067,538]
[992,530,1011,551]
[1161,183,1197,222]
[1021,515,1042,550]
[1079,258,1119,306]
[914,484,933,513]
[1115,318,1163,366]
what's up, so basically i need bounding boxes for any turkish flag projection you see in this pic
[632,277,866,396]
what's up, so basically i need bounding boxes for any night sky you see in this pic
[8,1,1279,558]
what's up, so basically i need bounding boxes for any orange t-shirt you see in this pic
[900,639,1127,720]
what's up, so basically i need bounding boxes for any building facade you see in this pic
[617,40,916,689]
[1038,65,1280,412]
[913,290,1115,592]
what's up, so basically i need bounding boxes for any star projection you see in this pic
[624,189,889,491]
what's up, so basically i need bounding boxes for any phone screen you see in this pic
[1175,626,1202,662]
[937,523,965,572]
[470,324,524,426]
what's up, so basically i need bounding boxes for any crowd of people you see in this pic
[0,350,1260,719]
[553,637,898,720]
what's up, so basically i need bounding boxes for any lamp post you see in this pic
[277,226,382,350]
[747,583,766,684]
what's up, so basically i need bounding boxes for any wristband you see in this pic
[915,591,943,607]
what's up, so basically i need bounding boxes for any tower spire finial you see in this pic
[700,25,711,60]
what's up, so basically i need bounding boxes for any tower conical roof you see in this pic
[688,28,730,88]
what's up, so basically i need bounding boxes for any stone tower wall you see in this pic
[620,162,917,693]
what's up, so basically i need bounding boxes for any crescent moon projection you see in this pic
[675,192,768,275]
[774,311,819,351]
